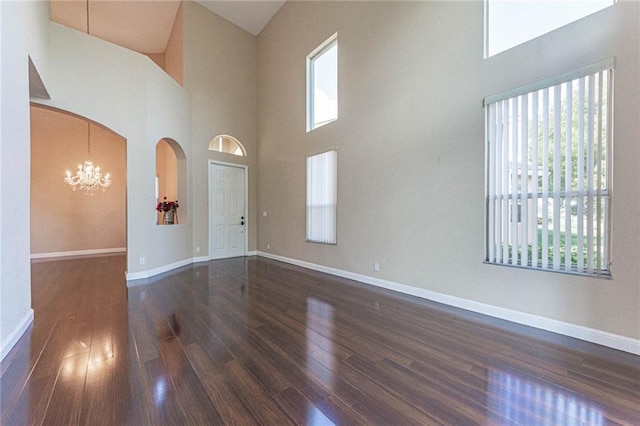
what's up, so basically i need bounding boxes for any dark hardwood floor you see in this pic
[1,255,639,425]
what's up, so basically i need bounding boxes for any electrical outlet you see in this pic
[262,211,268,217]
[139,257,145,265]
[267,243,271,249]
[196,246,200,253]
[374,262,380,272]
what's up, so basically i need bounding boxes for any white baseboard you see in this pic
[257,251,640,356]
[127,252,258,284]
[0,309,34,363]
[126,257,194,282]
[31,247,126,259]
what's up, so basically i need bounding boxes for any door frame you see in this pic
[208,159,248,260]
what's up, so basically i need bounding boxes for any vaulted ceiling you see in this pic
[50,0,285,54]
[197,1,285,36]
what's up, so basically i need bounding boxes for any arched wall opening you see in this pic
[30,104,127,257]
[156,137,187,224]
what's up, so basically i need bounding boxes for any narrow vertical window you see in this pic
[307,150,337,244]
[485,60,613,277]
[307,33,338,132]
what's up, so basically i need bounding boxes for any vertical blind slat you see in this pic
[531,92,539,269]
[586,75,595,274]
[596,72,604,273]
[604,70,612,271]
[495,103,504,264]
[552,84,562,270]
[520,94,529,266]
[541,88,550,270]
[564,82,573,272]
[502,100,510,262]
[511,98,519,265]
[488,104,497,262]
[577,77,585,271]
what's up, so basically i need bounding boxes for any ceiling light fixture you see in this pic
[64,122,111,194]
[64,0,111,195]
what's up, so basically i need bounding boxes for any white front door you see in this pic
[209,162,246,259]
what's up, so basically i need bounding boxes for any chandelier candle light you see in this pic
[64,122,111,194]
[63,0,112,195]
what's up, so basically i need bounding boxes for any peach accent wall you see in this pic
[164,2,183,85]
[156,139,178,202]
[30,106,126,255]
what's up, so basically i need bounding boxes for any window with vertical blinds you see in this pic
[307,150,337,244]
[484,60,613,277]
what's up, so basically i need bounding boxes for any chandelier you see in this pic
[63,0,111,195]
[64,122,111,194]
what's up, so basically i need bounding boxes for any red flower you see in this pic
[156,197,179,212]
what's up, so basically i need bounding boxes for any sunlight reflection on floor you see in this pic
[488,368,604,425]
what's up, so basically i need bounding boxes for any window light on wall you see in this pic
[307,33,338,132]
[485,0,615,57]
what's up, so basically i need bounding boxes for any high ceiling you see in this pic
[50,0,285,54]
[196,1,285,36]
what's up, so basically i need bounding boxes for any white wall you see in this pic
[0,0,49,360]
[257,1,640,349]
[34,23,193,278]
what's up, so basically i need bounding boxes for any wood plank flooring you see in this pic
[1,255,639,425]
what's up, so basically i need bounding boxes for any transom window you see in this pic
[485,0,615,57]
[307,33,338,132]
[484,61,613,277]
[208,135,246,156]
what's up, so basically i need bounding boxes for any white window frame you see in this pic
[307,33,338,132]
[484,60,613,277]
[306,150,337,244]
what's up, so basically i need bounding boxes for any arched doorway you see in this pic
[30,105,127,259]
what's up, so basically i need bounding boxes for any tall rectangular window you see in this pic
[307,33,338,132]
[307,150,337,244]
[484,61,613,277]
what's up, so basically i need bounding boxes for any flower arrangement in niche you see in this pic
[156,197,179,212]
[157,197,179,224]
